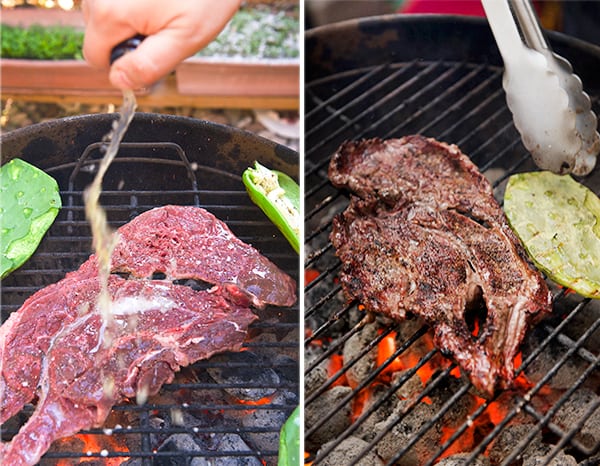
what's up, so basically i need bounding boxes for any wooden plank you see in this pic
[2,76,299,110]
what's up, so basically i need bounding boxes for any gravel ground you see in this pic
[0,99,299,152]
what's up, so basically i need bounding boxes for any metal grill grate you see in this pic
[305,17,600,466]
[1,118,299,465]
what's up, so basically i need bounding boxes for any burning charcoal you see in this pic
[561,299,600,352]
[522,327,591,390]
[355,384,400,440]
[523,447,578,466]
[148,409,206,449]
[305,351,329,398]
[435,453,490,466]
[192,434,263,466]
[551,388,600,450]
[241,390,298,454]
[305,386,353,451]
[273,354,299,384]
[206,351,280,401]
[391,369,426,399]
[373,398,442,465]
[342,321,378,387]
[488,424,543,464]
[318,436,384,465]
[122,459,144,466]
[154,433,203,465]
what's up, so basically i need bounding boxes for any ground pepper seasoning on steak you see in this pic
[328,135,552,395]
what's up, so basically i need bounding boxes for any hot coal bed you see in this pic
[304,17,600,466]
[0,114,300,465]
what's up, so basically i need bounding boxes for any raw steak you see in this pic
[1,276,256,466]
[107,205,296,308]
[329,136,552,395]
[0,205,296,465]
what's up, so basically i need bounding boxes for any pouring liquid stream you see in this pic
[84,89,137,347]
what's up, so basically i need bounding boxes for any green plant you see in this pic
[197,7,299,59]
[1,24,84,60]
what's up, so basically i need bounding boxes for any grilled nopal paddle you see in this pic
[504,171,600,298]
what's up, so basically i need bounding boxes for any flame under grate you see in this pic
[1,137,299,465]
[305,20,600,466]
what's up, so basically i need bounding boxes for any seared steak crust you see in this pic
[329,136,552,395]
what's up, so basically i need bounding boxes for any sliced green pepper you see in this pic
[243,161,300,254]
[1,158,62,278]
[278,406,300,466]
[504,171,600,298]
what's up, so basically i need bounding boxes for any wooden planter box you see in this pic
[175,57,299,97]
[0,58,120,95]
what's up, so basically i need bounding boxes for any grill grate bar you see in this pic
[306,63,389,122]
[305,242,334,269]
[423,379,491,466]
[306,63,397,138]
[304,263,341,294]
[305,172,334,199]
[305,283,343,320]
[3,416,291,437]
[393,66,503,141]
[439,89,508,152]
[309,326,432,464]
[306,191,345,222]
[304,300,351,346]
[306,217,333,244]
[542,323,598,365]
[545,400,600,460]
[384,369,471,466]
[503,357,600,465]
[371,63,492,140]
[43,449,277,460]
[344,349,448,466]
[520,401,598,457]
[464,305,600,463]
[306,61,443,161]
[353,61,472,140]
[305,322,397,405]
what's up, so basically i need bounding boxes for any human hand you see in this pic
[82,0,241,90]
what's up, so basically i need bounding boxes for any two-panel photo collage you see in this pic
[1,0,599,465]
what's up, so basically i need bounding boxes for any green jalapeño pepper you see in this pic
[278,406,300,466]
[243,161,300,254]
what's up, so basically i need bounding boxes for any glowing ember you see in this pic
[54,433,129,465]
[328,353,349,387]
[305,268,320,285]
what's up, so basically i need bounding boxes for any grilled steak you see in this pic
[0,205,296,465]
[329,136,552,395]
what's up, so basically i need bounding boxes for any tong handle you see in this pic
[109,34,146,65]
[510,0,548,53]
[480,0,524,60]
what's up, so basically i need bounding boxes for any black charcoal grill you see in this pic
[0,113,299,465]
[305,16,600,466]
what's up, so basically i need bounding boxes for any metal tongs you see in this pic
[481,0,600,175]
